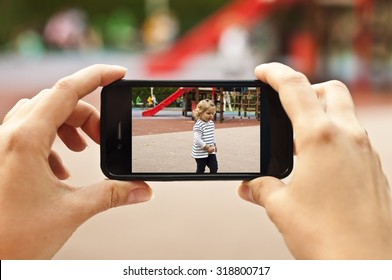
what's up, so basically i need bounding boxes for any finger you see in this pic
[48,150,70,180]
[28,64,126,133]
[64,100,100,144]
[238,177,284,208]
[255,63,326,128]
[2,98,30,124]
[237,182,258,204]
[69,180,153,224]
[57,101,100,151]
[57,124,87,152]
[312,80,360,127]
[2,89,51,124]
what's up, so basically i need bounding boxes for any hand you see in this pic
[238,62,392,259]
[0,65,153,259]
[206,146,215,154]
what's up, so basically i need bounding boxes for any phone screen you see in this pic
[131,86,260,174]
[101,80,293,181]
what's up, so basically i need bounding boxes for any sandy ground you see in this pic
[1,53,392,259]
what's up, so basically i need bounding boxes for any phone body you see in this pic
[101,80,293,181]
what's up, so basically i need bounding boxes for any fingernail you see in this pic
[127,188,153,204]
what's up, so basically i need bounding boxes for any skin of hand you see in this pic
[205,145,215,154]
[238,62,392,259]
[0,64,153,259]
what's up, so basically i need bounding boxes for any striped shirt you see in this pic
[192,119,216,158]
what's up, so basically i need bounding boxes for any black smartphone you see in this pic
[100,80,293,181]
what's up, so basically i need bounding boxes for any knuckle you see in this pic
[300,120,372,154]
[109,185,121,208]
[91,181,131,214]
[101,181,121,209]
[38,88,51,94]
[303,120,337,144]
[351,129,371,150]
[316,121,336,141]
[326,80,349,91]
[2,123,33,153]
[3,98,30,123]
[15,98,30,105]
[54,76,74,91]
[282,71,309,86]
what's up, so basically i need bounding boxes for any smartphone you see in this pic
[100,80,293,181]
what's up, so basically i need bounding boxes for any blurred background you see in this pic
[0,0,391,259]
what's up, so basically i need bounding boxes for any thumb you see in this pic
[69,180,153,223]
[238,177,284,207]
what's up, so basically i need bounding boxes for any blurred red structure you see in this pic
[142,87,189,117]
[289,31,318,78]
[146,0,375,77]
[145,0,298,74]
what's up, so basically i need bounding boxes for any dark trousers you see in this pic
[195,154,218,174]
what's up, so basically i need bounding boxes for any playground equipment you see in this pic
[145,0,375,83]
[142,85,260,123]
[141,87,190,117]
[142,0,378,119]
[141,87,215,118]
[231,87,260,120]
[145,0,296,74]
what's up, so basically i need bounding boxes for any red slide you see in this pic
[145,0,297,74]
[142,87,189,117]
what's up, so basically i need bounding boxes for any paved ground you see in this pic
[1,52,392,259]
[133,125,260,173]
[131,109,260,136]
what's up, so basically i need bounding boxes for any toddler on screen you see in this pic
[191,99,218,174]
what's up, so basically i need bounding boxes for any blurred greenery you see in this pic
[0,0,390,89]
[0,0,229,48]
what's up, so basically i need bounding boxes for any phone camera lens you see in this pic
[116,143,122,150]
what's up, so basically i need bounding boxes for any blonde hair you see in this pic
[193,99,216,120]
